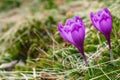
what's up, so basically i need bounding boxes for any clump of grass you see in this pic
[0,0,120,80]
[12,15,120,79]
[0,0,21,12]
[39,0,58,9]
[0,16,58,63]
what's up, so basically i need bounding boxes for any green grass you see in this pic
[0,0,21,12]
[0,0,120,80]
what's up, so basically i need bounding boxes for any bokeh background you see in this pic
[0,0,120,80]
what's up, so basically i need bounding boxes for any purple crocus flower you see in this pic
[90,8,113,60]
[58,16,88,65]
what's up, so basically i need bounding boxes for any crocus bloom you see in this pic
[58,16,88,65]
[90,8,113,59]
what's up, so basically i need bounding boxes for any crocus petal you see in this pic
[66,32,75,44]
[58,23,68,41]
[74,16,83,25]
[90,12,97,28]
[71,23,85,46]
[90,12,94,18]
[90,12,103,33]
[65,19,74,26]
[94,21,104,33]
[103,8,111,17]
[96,10,103,19]
[97,10,102,16]
[99,18,112,34]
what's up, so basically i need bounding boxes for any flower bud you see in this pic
[90,8,112,49]
[58,16,87,65]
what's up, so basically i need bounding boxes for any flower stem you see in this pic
[110,48,114,61]
[82,53,88,66]
[77,46,88,66]
[108,40,114,61]
[105,34,114,61]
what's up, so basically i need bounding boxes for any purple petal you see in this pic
[94,16,99,22]
[58,23,68,41]
[66,32,75,44]
[104,8,110,15]
[71,23,85,46]
[102,14,108,20]
[90,12,94,18]
[71,23,81,31]
[90,12,96,26]
[65,19,74,26]
[74,16,83,24]
[58,24,75,44]
[90,12,103,33]
[99,18,112,34]
[64,25,70,32]
[103,8,112,18]
[97,10,102,17]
